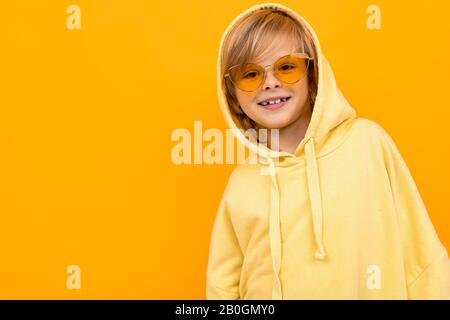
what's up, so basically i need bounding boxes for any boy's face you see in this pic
[234,37,311,130]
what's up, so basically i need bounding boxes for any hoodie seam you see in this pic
[406,248,447,288]
[316,117,360,160]
[278,117,359,166]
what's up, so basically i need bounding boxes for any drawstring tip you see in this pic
[314,251,326,260]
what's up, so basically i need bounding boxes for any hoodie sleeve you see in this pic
[380,127,450,300]
[206,175,243,300]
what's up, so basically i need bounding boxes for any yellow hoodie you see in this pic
[206,2,450,300]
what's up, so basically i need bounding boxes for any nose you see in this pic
[262,68,281,90]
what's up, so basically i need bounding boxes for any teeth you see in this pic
[260,97,289,106]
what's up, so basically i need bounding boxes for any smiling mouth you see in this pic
[257,96,291,106]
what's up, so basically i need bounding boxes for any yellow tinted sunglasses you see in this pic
[224,52,313,92]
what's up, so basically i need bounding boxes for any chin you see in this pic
[258,115,294,130]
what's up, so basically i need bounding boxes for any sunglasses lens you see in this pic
[229,63,264,92]
[227,55,310,91]
[275,55,308,84]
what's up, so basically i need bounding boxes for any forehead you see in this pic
[252,35,299,65]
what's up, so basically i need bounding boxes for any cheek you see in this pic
[290,82,309,105]
[235,91,257,112]
[293,80,309,96]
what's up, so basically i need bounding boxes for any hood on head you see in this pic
[217,2,356,162]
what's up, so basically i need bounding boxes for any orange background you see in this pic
[0,0,449,298]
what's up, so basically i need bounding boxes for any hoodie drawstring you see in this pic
[305,137,326,260]
[268,157,282,300]
[268,136,326,300]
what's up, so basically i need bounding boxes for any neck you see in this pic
[268,104,312,154]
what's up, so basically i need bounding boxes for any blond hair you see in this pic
[221,8,319,131]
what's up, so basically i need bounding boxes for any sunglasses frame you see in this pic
[224,52,313,92]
